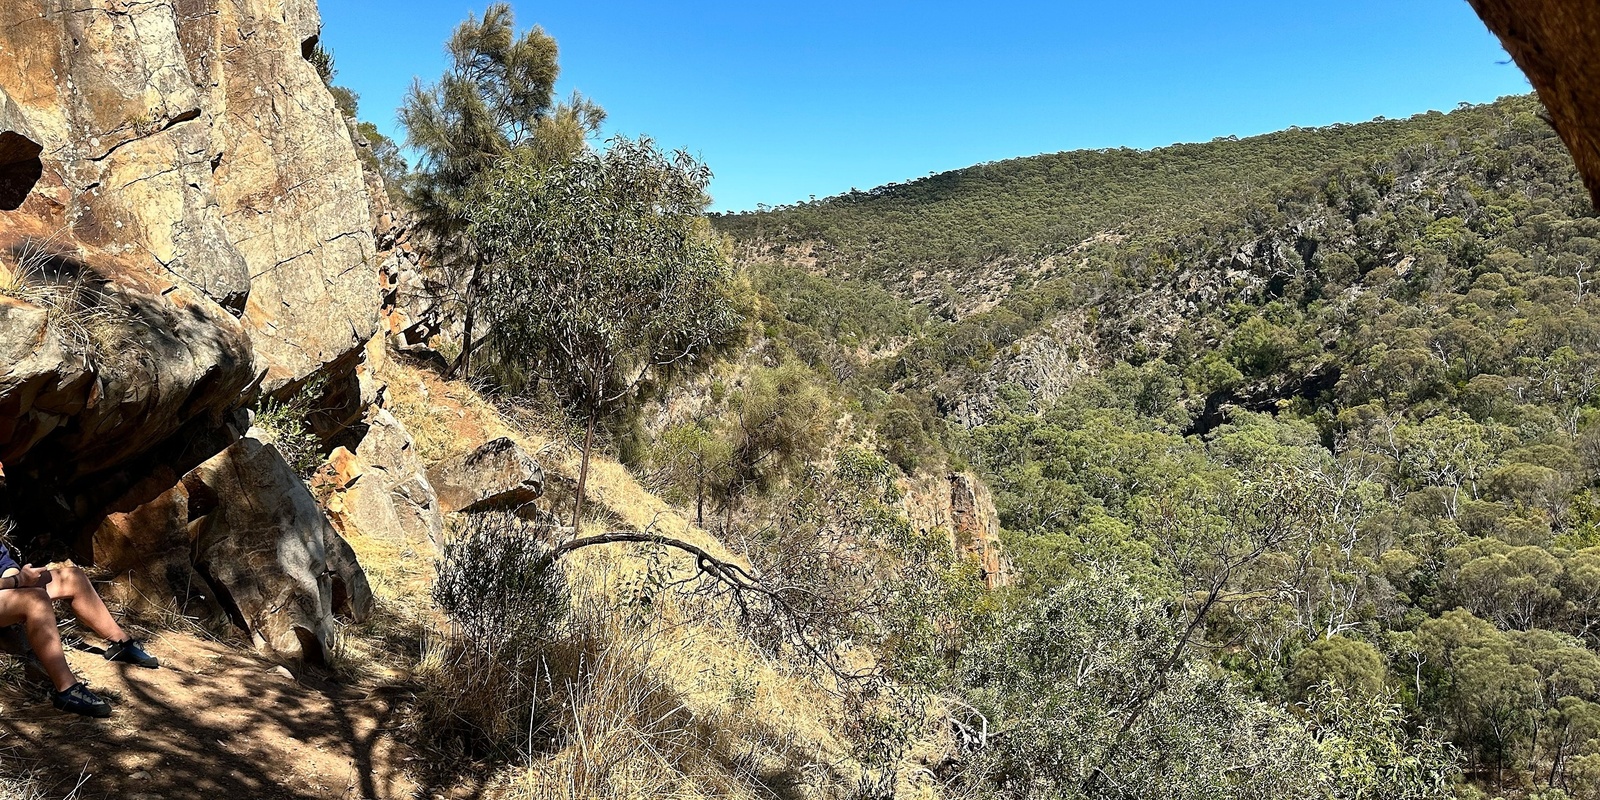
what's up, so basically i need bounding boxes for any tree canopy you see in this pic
[468,137,740,522]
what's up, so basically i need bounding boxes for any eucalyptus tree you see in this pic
[400,3,602,377]
[467,137,740,526]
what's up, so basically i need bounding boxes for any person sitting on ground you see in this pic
[0,460,158,718]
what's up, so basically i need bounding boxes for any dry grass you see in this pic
[372,357,878,798]
[445,546,858,800]
[321,510,448,689]
[0,731,88,800]
[379,356,526,464]
[0,231,147,374]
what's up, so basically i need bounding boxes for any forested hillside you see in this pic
[715,99,1560,315]
[718,94,1600,797]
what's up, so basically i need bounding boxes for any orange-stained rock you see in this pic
[312,408,443,550]
[313,443,403,547]
[354,408,443,545]
[316,446,366,492]
[93,467,190,574]
[900,471,1010,590]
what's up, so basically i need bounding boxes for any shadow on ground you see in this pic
[0,630,420,800]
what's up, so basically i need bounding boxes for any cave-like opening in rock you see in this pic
[0,131,43,211]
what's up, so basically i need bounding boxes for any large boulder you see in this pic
[211,2,381,392]
[182,431,372,663]
[92,466,193,580]
[0,212,257,479]
[0,0,401,672]
[317,446,404,544]
[314,408,444,551]
[0,0,383,484]
[353,408,442,544]
[428,437,545,515]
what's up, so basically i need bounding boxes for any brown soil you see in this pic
[0,630,422,800]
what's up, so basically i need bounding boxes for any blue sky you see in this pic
[317,1,1530,213]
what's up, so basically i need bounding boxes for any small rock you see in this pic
[130,770,150,780]
[273,665,295,681]
[428,437,544,514]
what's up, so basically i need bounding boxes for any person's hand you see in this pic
[16,564,49,589]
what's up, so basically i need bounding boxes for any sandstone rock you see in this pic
[0,217,257,478]
[428,437,544,515]
[899,471,1008,590]
[183,431,371,663]
[315,444,406,551]
[305,343,387,442]
[354,408,443,545]
[0,0,409,676]
[93,467,190,575]
[208,0,381,392]
[948,473,1007,589]
[0,0,387,481]
[378,218,453,358]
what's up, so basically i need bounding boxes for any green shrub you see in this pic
[422,512,566,756]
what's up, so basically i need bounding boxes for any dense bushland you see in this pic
[719,94,1600,798]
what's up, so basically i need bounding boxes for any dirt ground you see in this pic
[0,630,423,800]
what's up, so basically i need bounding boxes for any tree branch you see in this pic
[535,530,875,683]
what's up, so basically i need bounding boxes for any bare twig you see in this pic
[537,530,877,683]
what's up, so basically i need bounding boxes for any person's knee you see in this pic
[16,587,54,618]
[45,565,91,600]
[0,587,51,627]
[56,565,88,590]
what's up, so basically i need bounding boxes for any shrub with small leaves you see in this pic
[421,512,566,755]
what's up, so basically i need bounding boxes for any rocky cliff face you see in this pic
[0,0,379,471]
[900,471,1008,589]
[0,0,404,663]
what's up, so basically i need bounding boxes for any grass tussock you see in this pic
[0,232,147,374]
[413,511,856,799]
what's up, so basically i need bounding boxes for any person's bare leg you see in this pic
[0,587,77,691]
[44,565,129,644]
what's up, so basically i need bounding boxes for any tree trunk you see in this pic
[572,407,597,530]
[453,299,476,380]
[695,473,705,528]
[448,261,481,380]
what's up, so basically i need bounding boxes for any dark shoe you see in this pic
[104,639,159,669]
[51,682,112,718]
